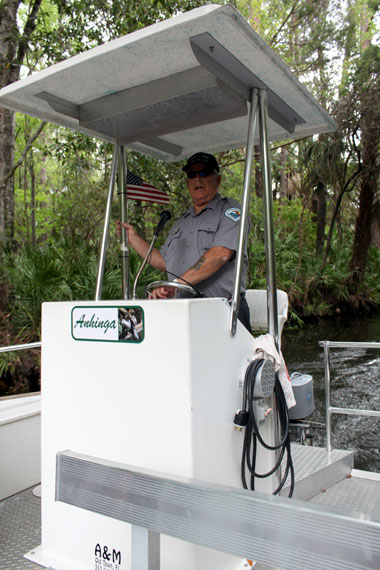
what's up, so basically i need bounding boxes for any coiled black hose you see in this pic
[240,359,295,497]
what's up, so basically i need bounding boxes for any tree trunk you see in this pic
[29,149,36,247]
[315,183,327,256]
[0,0,43,248]
[0,0,19,247]
[349,101,379,283]
[320,169,361,274]
[279,146,288,202]
[371,200,380,248]
[23,151,29,242]
[348,2,380,285]
[0,107,16,246]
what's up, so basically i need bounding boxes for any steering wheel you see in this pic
[145,280,199,298]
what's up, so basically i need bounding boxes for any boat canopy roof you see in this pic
[0,4,336,162]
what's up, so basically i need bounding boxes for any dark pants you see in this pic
[238,295,251,333]
[228,294,251,333]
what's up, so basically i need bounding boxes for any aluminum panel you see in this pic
[0,4,336,161]
[56,451,380,570]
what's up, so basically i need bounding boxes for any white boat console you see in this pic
[31,297,262,570]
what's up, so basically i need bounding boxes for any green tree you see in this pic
[0,0,210,249]
[0,0,43,248]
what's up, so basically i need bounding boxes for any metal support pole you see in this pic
[95,142,119,301]
[324,341,332,455]
[259,89,279,350]
[118,145,130,299]
[230,89,258,336]
[258,90,281,489]
[131,525,160,570]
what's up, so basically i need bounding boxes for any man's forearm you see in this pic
[129,235,166,272]
[179,246,233,285]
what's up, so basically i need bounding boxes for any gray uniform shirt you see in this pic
[160,193,249,298]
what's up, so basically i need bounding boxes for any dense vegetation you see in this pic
[0,0,379,394]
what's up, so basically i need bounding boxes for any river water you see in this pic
[281,314,380,472]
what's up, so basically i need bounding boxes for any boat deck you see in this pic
[0,486,41,570]
[1,444,379,570]
[309,469,380,517]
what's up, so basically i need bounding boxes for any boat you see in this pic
[0,4,379,570]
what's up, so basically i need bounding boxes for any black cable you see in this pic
[166,270,204,298]
[239,359,294,497]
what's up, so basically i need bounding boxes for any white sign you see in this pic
[72,307,119,341]
[71,306,144,342]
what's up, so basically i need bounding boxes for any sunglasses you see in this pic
[186,168,217,179]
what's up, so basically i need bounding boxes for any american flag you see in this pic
[126,172,170,204]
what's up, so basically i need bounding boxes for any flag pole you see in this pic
[118,145,130,299]
[118,168,170,300]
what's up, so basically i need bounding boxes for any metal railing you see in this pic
[56,450,380,570]
[0,342,41,399]
[320,340,380,454]
[0,342,41,354]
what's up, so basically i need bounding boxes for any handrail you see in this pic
[0,391,40,401]
[0,342,41,354]
[319,340,380,454]
[230,88,258,336]
[56,450,380,570]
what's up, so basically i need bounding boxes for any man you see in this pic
[117,152,251,331]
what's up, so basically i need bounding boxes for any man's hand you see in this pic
[147,247,234,300]
[116,220,166,272]
[116,220,138,245]
[148,286,176,299]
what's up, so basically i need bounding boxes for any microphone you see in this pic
[154,210,171,236]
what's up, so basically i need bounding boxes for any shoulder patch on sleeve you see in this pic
[224,207,241,222]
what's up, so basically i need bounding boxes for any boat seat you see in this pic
[245,289,289,343]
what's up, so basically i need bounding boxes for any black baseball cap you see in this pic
[182,152,219,173]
